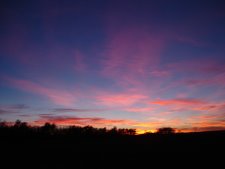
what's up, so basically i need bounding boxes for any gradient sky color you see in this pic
[0,0,225,133]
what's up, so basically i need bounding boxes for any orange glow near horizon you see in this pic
[136,129,157,134]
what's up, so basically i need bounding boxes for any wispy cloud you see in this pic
[5,76,77,106]
[185,72,225,87]
[124,107,154,113]
[35,113,225,132]
[150,98,217,113]
[194,103,225,112]
[101,26,165,88]
[0,104,29,114]
[150,98,225,114]
[33,115,135,127]
[149,70,171,77]
[0,109,10,115]
[151,98,205,106]
[0,104,29,110]
[168,59,225,74]
[175,112,225,132]
[96,92,148,107]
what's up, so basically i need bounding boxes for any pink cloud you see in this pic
[194,103,225,112]
[150,98,213,113]
[6,77,76,106]
[144,59,225,97]
[125,107,154,113]
[101,26,166,88]
[185,114,225,132]
[31,112,225,132]
[151,97,225,115]
[149,70,171,77]
[151,98,205,106]
[185,72,225,87]
[96,92,148,107]
[167,58,225,75]
[134,113,225,132]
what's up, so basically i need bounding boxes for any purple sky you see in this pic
[0,0,225,133]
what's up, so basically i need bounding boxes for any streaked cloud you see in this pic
[5,76,77,106]
[101,25,165,89]
[96,92,148,107]
[33,114,135,128]
[0,104,29,114]
[52,108,107,113]
[124,107,154,113]
[151,98,205,106]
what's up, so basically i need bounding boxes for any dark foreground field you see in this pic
[1,125,225,168]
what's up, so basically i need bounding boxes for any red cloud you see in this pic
[181,113,225,132]
[33,115,135,128]
[150,98,215,113]
[194,103,225,112]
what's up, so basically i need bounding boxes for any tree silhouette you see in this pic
[14,120,28,129]
[14,120,22,127]
[127,129,136,135]
[156,127,175,134]
[0,120,7,128]
[41,122,56,135]
[108,127,118,136]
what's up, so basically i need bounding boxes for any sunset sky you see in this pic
[0,0,225,133]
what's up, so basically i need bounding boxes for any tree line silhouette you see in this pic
[0,119,178,139]
[1,119,225,160]
[0,120,138,137]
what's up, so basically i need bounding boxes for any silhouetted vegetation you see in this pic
[1,120,225,168]
[0,120,136,138]
[156,127,176,134]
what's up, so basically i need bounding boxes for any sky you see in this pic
[0,0,225,133]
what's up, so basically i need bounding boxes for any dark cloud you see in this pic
[0,104,29,110]
[52,108,107,113]
[0,104,29,114]
[191,126,225,132]
[0,109,10,114]
[39,114,104,122]
[18,114,32,117]
[39,113,53,116]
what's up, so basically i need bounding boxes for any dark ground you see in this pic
[1,126,225,168]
